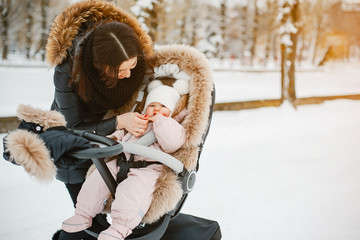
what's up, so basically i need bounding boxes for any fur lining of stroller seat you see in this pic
[143,45,214,223]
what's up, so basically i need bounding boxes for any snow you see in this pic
[1,60,360,239]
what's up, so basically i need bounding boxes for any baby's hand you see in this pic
[149,113,165,122]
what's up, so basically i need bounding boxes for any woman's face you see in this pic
[117,57,137,79]
[103,57,138,79]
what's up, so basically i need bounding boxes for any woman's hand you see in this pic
[116,112,149,137]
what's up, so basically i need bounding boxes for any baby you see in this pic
[62,80,187,240]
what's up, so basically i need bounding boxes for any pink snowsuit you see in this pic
[72,115,185,238]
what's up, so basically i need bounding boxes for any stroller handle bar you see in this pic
[70,130,184,174]
[121,142,184,173]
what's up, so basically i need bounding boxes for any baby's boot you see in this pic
[98,223,132,240]
[62,210,92,233]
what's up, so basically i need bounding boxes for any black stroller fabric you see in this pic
[161,213,222,240]
[53,213,221,240]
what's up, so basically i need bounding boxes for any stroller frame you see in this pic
[65,89,215,239]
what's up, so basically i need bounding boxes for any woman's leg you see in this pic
[65,182,83,207]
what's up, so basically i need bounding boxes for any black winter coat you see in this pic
[51,60,117,136]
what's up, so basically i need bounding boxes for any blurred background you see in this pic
[2,0,360,111]
[1,1,360,239]
[1,0,360,66]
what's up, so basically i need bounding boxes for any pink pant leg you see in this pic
[110,164,162,233]
[75,160,119,217]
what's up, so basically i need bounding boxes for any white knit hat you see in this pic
[144,63,191,114]
[144,85,180,113]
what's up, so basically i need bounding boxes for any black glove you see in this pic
[3,123,91,182]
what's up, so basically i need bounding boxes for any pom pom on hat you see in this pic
[147,80,163,93]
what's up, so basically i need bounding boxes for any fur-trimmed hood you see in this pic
[45,0,153,67]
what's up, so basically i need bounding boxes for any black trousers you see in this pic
[65,182,83,207]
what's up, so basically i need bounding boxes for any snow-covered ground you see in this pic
[1,61,360,239]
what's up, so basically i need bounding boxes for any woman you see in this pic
[45,1,154,207]
[51,21,149,138]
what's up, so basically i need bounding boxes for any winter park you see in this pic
[1,0,360,240]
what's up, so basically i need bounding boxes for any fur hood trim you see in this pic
[145,45,213,223]
[45,0,153,67]
[148,45,214,168]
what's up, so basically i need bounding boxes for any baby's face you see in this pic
[145,102,170,117]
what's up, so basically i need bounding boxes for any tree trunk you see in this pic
[40,0,50,61]
[280,43,286,103]
[280,0,300,107]
[25,0,33,60]
[264,32,272,66]
[240,5,248,65]
[190,14,197,47]
[288,1,299,104]
[250,0,258,66]
[179,14,186,44]
[311,17,321,65]
[1,19,9,60]
[219,0,226,60]
[0,0,11,60]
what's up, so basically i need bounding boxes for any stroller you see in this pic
[3,1,221,239]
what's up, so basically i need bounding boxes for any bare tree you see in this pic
[263,0,279,66]
[0,0,20,60]
[249,0,259,65]
[310,0,331,64]
[219,0,227,59]
[239,4,249,65]
[138,0,179,45]
[39,0,50,61]
[193,4,222,57]
[25,0,34,59]
[178,0,192,44]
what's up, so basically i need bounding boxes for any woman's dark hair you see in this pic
[73,21,143,101]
